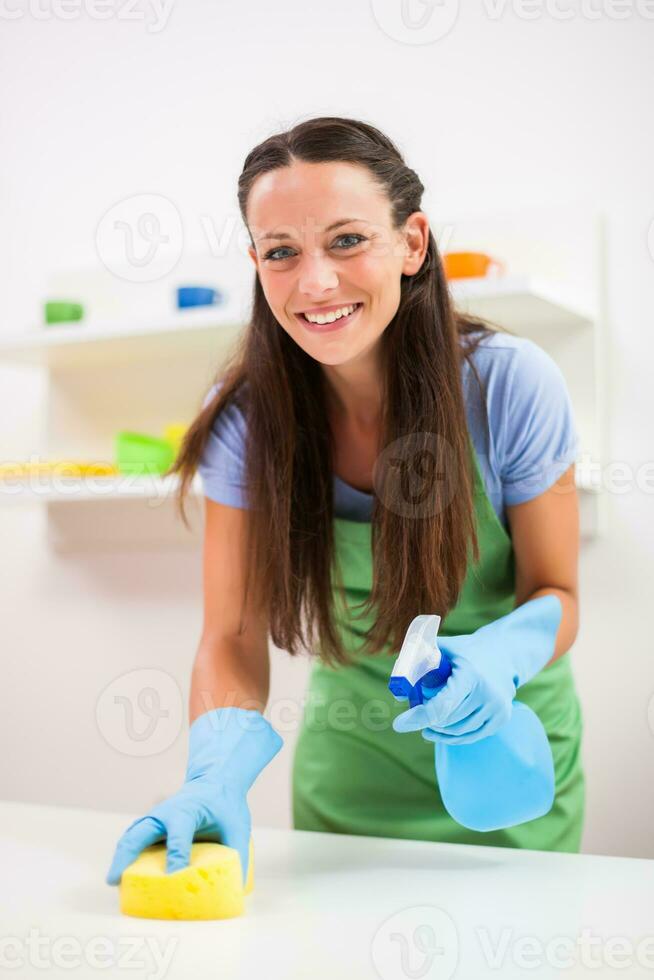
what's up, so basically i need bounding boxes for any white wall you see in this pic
[1,1,653,859]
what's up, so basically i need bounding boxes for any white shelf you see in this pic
[0,305,245,368]
[0,470,601,544]
[0,473,204,504]
[0,276,594,370]
[450,275,595,331]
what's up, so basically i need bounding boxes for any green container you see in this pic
[44,301,84,324]
[115,432,175,476]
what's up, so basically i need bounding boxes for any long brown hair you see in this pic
[170,116,506,666]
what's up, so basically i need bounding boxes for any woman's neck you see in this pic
[321,350,384,430]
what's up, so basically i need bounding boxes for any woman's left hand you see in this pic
[392,632,516,745]
[391,594,563,745]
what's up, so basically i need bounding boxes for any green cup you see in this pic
[115,432,176,476]
[44,301,84,324]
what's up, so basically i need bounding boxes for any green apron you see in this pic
[292,444,585,851]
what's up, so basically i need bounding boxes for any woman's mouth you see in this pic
[296,302,363,334]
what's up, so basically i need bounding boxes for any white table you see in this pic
[0,801,652,979]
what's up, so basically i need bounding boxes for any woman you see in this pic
[106,116,584,889]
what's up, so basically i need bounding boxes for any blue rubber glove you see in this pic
[392,594,563,745]
[105,707,283,887]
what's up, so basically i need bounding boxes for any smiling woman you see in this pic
[105,116,585,891]
[174,126,488,664]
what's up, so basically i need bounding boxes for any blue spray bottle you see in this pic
[388,614,555,831]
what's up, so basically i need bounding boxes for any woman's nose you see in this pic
[297,251,339,295]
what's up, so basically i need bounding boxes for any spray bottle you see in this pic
[388,614,555,831]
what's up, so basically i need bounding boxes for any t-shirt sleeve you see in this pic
[196,382,249,508]
[498,339,580,506]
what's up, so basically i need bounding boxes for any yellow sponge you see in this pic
[120,838,254,920]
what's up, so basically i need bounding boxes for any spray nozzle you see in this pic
[388,614,452,707]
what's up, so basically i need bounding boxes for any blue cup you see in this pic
[176,286,223,309]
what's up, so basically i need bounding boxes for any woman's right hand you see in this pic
[105,773,253,886]
[105,707,283,887]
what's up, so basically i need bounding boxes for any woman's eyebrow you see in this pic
[258,218,367,241]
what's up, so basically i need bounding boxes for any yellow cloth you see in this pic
[0,461,118,478]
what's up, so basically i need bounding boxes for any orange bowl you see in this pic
[443,251,504,280]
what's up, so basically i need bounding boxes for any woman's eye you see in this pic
[333,233,366,250]
[264,246,294,262]
[263,233,366,262]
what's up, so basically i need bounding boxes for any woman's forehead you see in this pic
[247,161,389,234]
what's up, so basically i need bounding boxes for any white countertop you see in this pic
[1,800,652,979]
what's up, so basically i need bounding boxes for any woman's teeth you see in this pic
[303,303,360,324]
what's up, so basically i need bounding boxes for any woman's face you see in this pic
[247,160,428,369]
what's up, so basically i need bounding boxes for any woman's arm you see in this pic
[506,463,579,666]
[190,497,271,723]
[190,637,270,722]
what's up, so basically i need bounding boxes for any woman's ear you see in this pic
[401,211,430,276]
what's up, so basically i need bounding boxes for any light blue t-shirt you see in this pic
[197,332,579,529]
